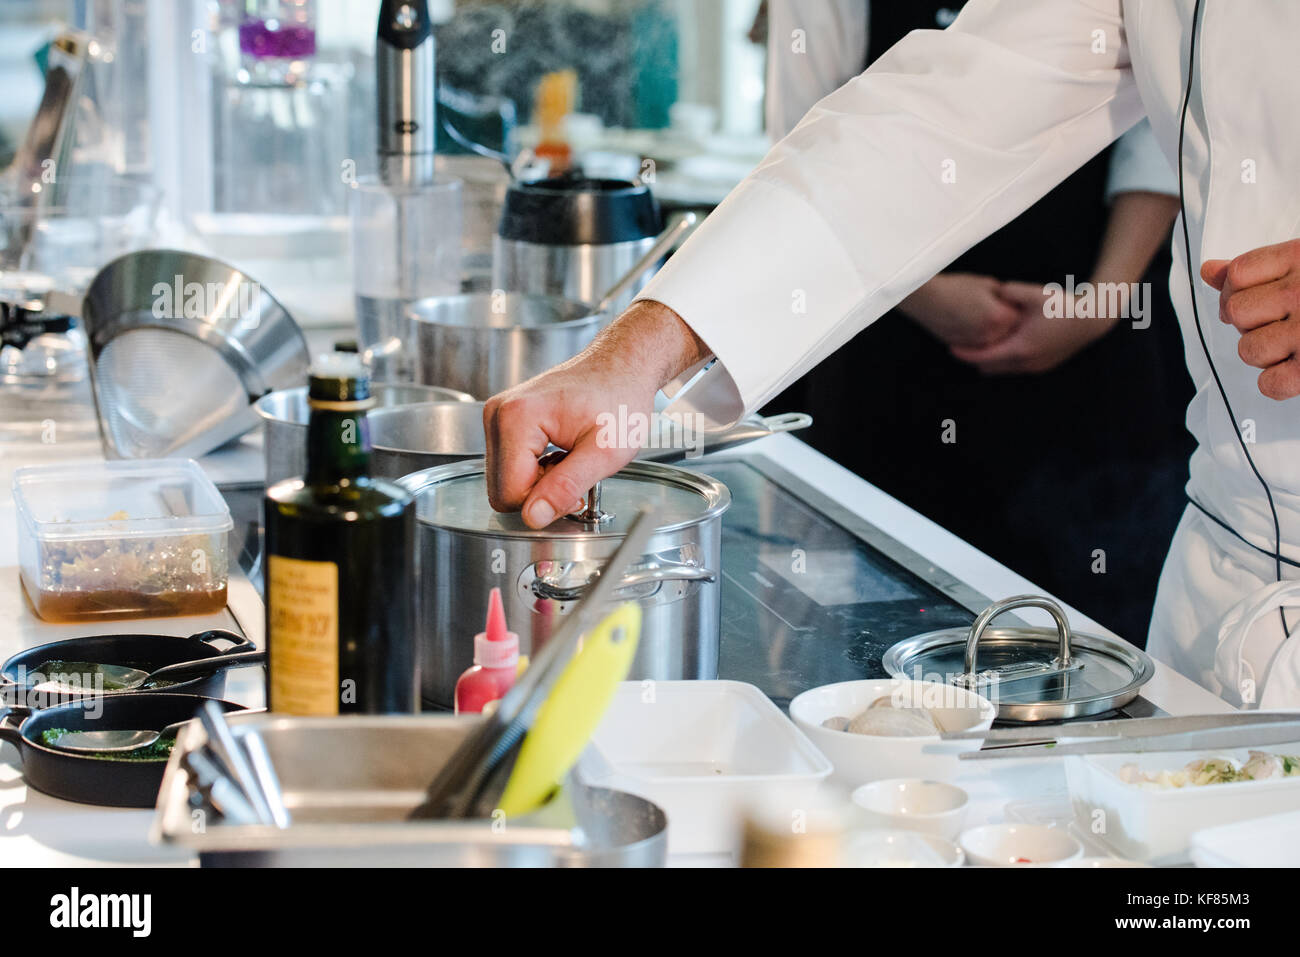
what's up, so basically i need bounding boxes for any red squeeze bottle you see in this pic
[453,588,520,715]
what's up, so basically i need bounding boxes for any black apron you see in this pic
[764,0,1194,645]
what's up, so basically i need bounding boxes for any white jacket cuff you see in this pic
[637,177,868,427]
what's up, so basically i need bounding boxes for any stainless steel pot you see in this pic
[369,401,486,479]
[407,292,603,399]
[255,383,473,486]
[398,458,730,709]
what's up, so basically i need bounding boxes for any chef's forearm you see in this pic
[1091,190,1181,288]
[585,299,712,392]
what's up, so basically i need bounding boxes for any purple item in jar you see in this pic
[239,18,317,59]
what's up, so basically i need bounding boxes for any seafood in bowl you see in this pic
[790,678,996,787]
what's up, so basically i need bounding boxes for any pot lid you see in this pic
[399,458,730,539]
[882,595,1155,722]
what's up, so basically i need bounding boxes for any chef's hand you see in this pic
[1203,240,1300,400]
[897,272,1022,350]
[949,281,1119,374]
[484,300,711,528]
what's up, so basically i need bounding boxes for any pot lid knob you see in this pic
[537,448,614,527]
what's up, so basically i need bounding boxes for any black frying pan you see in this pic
[0,692,244,807]
[0,629,256,701]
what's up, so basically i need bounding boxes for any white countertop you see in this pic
[0,427,1228,867]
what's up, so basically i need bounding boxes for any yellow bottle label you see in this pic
[268,555,340,715]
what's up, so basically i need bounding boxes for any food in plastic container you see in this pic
[1066,742,1300,864]
[13,459,232,622]
[1118,751,1300,788]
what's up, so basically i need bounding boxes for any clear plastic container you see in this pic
[13,459,233,623]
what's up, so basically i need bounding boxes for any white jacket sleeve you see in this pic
[1106,118,1178,201]
[644,0,1145,426]
[765,0,869,141]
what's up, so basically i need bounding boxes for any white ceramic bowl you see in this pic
[843,828,964,867]
[851,778,969,840]
[789,679,996,787]
[958,824,1083,867]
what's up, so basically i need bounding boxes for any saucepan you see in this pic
[408,213,698,398]
[366,401,813,480]
[255,382,474,486]
[0,629,258,702]
[0,692,246,807]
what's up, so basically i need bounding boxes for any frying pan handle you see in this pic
[194,630,256,654]
[0,706,30,748]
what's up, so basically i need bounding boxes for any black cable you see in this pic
[1176,0,1291,637]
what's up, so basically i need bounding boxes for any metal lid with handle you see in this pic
[400,456,730,539]
[882,595,1155,722]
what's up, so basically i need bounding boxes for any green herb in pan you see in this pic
[39,728,178,761]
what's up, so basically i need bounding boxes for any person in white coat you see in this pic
[483,0,1300,707]
[761,0,1187,648]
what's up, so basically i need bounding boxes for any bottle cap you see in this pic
[474,587,519,669]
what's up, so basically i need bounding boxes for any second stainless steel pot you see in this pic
[255,383,473,485]
[399,459,730,709]
[366,401,813,479]
[407,292,603,399]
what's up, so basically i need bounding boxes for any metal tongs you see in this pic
[948,711,1300,760]
[180,702,291,827]
[409,506,659,820]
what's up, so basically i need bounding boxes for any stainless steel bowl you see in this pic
[407,292,605,399]
[81,248,310,459]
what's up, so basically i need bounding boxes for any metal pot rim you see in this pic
[398,457,731,539]
[406,292,606,330]
[255,385,476,428]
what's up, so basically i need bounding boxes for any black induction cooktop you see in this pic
[694,456,987,709]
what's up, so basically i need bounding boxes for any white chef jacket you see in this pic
[764,1,1177,210]
[640,0,1300,702]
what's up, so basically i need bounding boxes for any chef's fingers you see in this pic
[1257,355,1300,401]
[1220,240,1299,297]
[1201,259,1230,292]
[521,438,631,530]
[1238,317,1299,369]
[483,393,552,512]
[1222,278,1295,332]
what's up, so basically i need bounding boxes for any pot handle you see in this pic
[531,559,716,603]
[193,630,257,654]
[954,595,1076,690]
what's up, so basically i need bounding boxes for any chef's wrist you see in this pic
[593,299,712,391]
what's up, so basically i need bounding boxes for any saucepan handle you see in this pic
[194,630,257,654]
[0,705,30,748]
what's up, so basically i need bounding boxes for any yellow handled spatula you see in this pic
[496,602,642,818]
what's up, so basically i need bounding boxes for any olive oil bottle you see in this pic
[264,355,416,714]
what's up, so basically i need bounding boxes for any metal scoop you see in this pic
[51,718,194,754]
[28,650,266,694]
[51,706,265,755]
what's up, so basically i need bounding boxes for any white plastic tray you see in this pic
[578,680,832,856]
[1190,809,1300,867]
[1065,743,1300,865]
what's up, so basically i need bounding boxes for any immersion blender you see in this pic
[355,0,461,381]
[377,0,436,188]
